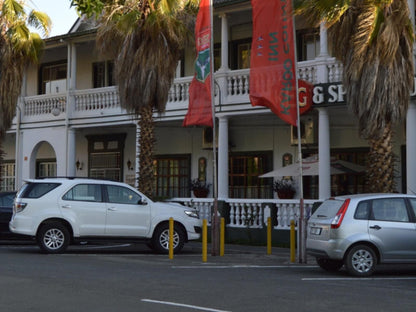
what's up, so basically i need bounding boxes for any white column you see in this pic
[67,128,76,176]
[70,43,77,90]
[408,1,415,26]
[66,43,77,177]
[407,0,416,194]
[318,108,331,199]
[218,13,229,72]
[218,116,229,200]
[407,103,416,193]
[319,22,329,57]
[135,123,140,189]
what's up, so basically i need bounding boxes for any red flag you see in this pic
[249,0,298,126]
[183,0,213,127]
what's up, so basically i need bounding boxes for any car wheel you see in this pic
[345,245,376,277]
[151,223,185,254]
[316,258,343,272]
[37,222,70,254]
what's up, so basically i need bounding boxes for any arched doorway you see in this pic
[29,141,57,178]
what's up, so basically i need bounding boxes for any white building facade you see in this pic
[2,0,416,209]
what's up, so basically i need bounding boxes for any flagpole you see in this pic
[292,0,306,264]
[209,0,220,256]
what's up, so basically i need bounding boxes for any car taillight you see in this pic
[14,202,27,213]
[331,198,350,229]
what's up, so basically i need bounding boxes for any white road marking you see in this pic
[141,299,231,312]
[172,265,318,269]
[78,244,132,249]
[302,277,416,281]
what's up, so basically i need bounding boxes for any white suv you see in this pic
[9,178,201,254]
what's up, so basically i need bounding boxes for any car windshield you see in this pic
[311,199,345,219]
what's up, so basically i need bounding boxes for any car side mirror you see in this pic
[139,198,148,205]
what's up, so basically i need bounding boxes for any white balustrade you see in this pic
[74,87,119,111]
[170,197,315,230]
[20,59,342,121]
[24,94,67,116]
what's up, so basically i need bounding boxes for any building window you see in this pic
[86,134,126,182]
[153,155,191,199]
[297,29,320,61]
[93,61,115,88]
[36,160,57,178]
[302,149,368,199]
[214,44,221,71]
[39,62,67,94]
[0,162,15,191]
[229,152,273,199]
[230,39,251,70]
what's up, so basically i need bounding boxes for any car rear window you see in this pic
[310,199,345,219]
[18,182,61,199]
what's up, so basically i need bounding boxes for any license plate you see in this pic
[310,227,322,235]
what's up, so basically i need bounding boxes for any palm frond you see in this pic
[27,10,51,37]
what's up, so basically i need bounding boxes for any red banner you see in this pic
[249,0,298,126]
[183,0,213,127]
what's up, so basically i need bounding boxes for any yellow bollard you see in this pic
[202,219,207,262]
[220,218,225,256]
[290,219,296,263]
[169,217,174,260]
[267,217,272,255]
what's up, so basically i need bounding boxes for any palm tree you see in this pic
[295,0,414,193]
[71,0,198,198]
[0,0,50,189]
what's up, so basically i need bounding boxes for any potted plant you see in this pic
[190,178,210,198]
[273,178,296,199]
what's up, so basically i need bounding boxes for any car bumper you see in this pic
[306,238,346,260]
[9,216,36,237]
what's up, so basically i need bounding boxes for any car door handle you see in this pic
[61,205,71,209]
[108,207,117,211]
[370,225,381,230]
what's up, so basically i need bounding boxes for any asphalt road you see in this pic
[1,240,416,312]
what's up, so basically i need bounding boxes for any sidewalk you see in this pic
[183,241,317,266]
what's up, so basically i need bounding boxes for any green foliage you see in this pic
[190,179,210,191]
[70,0,107,18]
[273,178,296,193]
[0,0,51,134]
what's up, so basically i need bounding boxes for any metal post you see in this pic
[267,217,272,255]
[169,218,174,259]
[209,0,220,256]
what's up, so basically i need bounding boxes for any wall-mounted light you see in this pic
[127,159,133,170]
[76,160,83,170]
[51,106,61,116]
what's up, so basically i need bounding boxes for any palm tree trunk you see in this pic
[366,122,396,193]
[137,105,155,198]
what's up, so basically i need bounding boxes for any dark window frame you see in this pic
[38,60,67,94]
[153,154,191,199]
[92,60,115,88]
[229,151,273,199]
[86,133,126,182]
[302,148,368,199]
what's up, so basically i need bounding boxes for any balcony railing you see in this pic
[172,198,317,229]
[20,57,342,123]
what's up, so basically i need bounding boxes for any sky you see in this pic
[30,0,79,37]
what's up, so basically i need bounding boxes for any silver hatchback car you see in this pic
[307,194,416,276]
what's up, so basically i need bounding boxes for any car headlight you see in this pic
[184,209,199,219]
